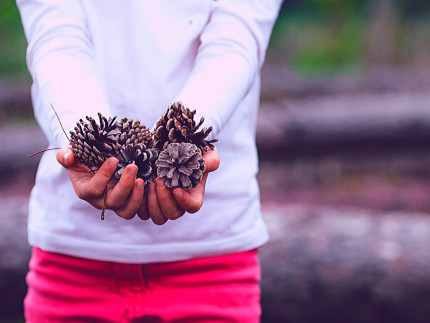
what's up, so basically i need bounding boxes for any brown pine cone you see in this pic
[152,102,218,152]
[116,118,152,147]
[69,113,121,169]
[155,142,205,190]
[115,143,158,185]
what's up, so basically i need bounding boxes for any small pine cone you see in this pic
[69,113,120,169]
[115,143,158,184]
[152,102,218,152]
[116,118,152,147]
[156,142,205,190]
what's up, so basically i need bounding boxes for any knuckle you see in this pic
[138,203,149,218]
[152,217,167,225]
[126,213,136,220]
[166,211,182,220]
[188,202,202,214]
[116,210,135,220]
[137,211,150,220]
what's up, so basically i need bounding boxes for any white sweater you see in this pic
[17,0,282,263]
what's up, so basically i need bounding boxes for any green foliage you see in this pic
[292,20,364,75]
[272,0,430,76]
[301,0,367,17]
[1,0,430,79]
[270,10,366,76]
[281,0,370,19]
[0,0,28,76]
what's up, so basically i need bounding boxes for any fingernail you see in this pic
[149,184,155,193]
[156,179,165,188]
[63,151,71,165]
[108,158,117,168]
[128,167,138,176]
[136,180,144,191]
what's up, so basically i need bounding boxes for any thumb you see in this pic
[203,147,220,173]
[56,146,75,168]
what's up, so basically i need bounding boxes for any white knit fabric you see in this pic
[17,0,282,263]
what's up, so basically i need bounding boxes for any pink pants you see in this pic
[24,247,261,322]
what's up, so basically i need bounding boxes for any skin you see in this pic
[56,146,220,224]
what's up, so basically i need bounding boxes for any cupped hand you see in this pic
[138,147,220,225]
[56,146,145,220]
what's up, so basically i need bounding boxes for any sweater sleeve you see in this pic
[17,0,111,147]
[175,0,282,137]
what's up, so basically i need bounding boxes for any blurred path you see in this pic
[260,204,430,323]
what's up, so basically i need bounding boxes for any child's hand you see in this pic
[56,146,144,220]
[138,147,220,225]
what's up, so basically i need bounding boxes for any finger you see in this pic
[202,147,220,173]
[56,146,75,168]
[173,173,207,214]
[74,157,118,199]
[115,178,144,220]
[107,164,138,209]
[147,183,167,225]
[137,191,150,220]
[155,178,185,220]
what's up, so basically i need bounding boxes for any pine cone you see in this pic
[152,102,218,152]
[116,118,152,147]
[115,143,158,185]
[69,113,121,169]
[156,142,205,190]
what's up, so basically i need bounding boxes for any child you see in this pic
[18,1,282,321]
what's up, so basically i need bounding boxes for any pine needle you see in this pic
[26,147,61,158]
[50,103,70,141]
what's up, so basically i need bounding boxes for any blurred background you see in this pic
[1,0,430,322]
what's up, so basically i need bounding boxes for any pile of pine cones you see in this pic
[69,102,217,190]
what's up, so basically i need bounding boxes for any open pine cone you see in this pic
[155,142,205,190]
[115,143,158,184]
[152,102,218,152]
[116,118,152,147]
[69,113,121,169]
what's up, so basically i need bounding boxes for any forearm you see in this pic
[175,0,282,137]
[17,0,110,146]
